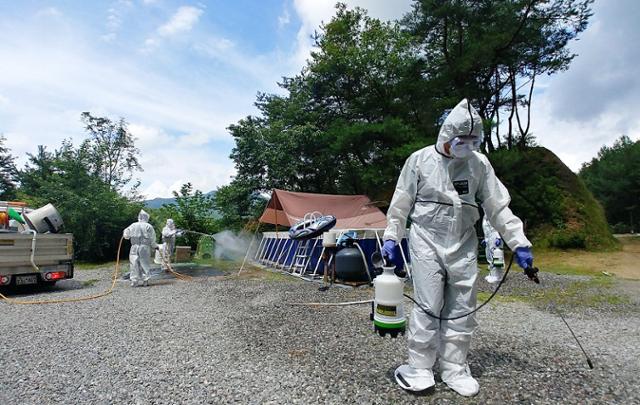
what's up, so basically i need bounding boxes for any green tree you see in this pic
[18,140,143,260]
[80,112,142,192]
[214,180,267,231]
[225,5,426,224]
[489,147,616,250]
[402,0,593,150]
[158,183,219,249]
[0,135,17,200]
[579,136,640,233]
[220,1,594,230]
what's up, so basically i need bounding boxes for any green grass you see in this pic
[525,276,629,307]
[193,257,239,273]
[75,261,118,270]
[192,257,291,282]
[480,272,630,309]
[538,263,600,277]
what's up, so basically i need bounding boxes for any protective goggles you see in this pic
[452,136,481,149]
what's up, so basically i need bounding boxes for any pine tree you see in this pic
[0,135,17,200]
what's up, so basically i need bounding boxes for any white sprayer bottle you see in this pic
[371,252,406,338]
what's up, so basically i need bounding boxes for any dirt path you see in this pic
[537,235,640,280]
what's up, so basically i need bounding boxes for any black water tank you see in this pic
[335,246,368,281]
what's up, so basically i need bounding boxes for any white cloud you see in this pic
[137,145,236,198]
[528,0,640,171]
[128,123,173,149]
[106,7,121,31]
[129,123,236,198]
[101,32,117,42]
[143,5,205,53]
[0,13,257,198]
[36,7,63,18]
[191,37,284,91]
[531,94,640,171]
[278,8,290,29]
[102,1,134,42]
[158,6,204,37]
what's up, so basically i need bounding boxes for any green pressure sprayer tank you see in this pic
[371,261,406,338]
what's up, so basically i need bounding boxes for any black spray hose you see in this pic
[403,254,515,321]
[404,253,594,369]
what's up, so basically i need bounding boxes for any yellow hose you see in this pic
[158,246,193,281]
[0,237,205,305]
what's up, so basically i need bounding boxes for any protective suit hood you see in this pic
[138,209,150,223]
[436,99,483,154]
[166,219,175,229]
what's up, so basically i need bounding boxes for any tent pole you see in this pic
[238,222,262,276]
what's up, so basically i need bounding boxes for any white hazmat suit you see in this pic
[161,219,179,270]
[123,210,157,287]
[384,99,531,396]
[482,216,504,283]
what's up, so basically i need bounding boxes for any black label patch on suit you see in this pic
[453,180,469,195]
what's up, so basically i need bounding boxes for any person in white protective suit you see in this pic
[123,210,158,287]
[161,219,182,270]
[382,99,534,396]
[482,216,504,284]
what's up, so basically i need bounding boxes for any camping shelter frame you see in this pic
[253,228,411,280]
[254,189,411,280]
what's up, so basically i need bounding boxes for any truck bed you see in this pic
[0,232,73,276]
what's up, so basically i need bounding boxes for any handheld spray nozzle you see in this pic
[371,251,388,274]
[524,266,540,284]
[371,251,406,278]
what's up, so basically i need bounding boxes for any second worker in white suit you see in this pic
[382,99,534,396]
[161,219,182,270]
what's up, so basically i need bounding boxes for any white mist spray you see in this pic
[211,230,258,261]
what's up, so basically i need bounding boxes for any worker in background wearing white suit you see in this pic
[161,218,183,271]
[123,209,158,287]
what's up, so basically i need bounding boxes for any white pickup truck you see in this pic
[0,202,74,287]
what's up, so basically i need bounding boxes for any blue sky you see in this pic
[1,0,638,198]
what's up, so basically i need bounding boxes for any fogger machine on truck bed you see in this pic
[0,202,73,287]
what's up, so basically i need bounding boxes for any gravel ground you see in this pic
[1,266,639,405]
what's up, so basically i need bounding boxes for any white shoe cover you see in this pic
[394,364,435,392]
[441,362,479,397]
[485,267,504,284]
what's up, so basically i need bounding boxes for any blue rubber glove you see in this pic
[382,239,404,271]
[382,240,396,263]
[495,238,503,247]
[515,247,533,269]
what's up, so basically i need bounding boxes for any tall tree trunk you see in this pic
[516,69,536,148]
[507,67,517,149]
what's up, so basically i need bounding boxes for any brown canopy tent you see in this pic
[259,189,387,229]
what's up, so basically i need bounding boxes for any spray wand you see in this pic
[179,229,216,239]
[400,255,594,369]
